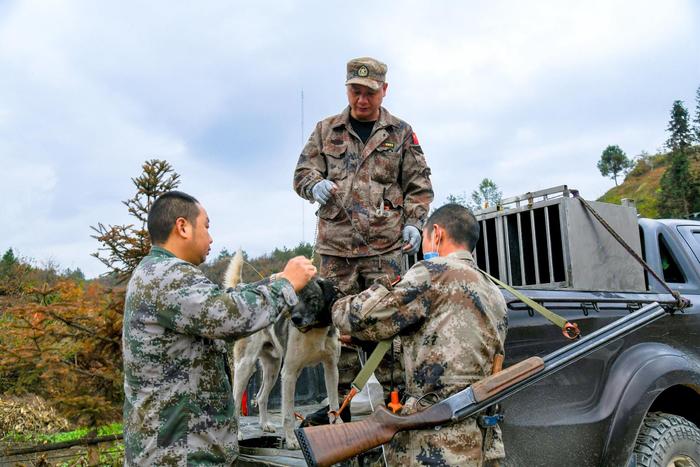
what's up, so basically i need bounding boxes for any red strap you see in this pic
[412,132,420,145]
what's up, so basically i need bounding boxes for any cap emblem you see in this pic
[357,65,369,77]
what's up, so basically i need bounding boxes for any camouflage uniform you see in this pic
[295,105,433,393]
[293,106,433,294]
[333,250,509,466]
[123,246,298,466]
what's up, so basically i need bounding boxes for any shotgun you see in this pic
[295,302,669,467]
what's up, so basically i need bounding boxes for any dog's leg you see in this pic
[323,337,342,424]
[281,361,303,449]
[257,352,281,433]
[232,340,261,441]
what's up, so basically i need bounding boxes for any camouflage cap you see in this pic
[346,57,387,91]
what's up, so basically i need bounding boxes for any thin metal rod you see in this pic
[504,216,513,285]
[531,209,540,284]
[544,302,663,362]
[483,220,491,274]
[517,212,526,285]
[544,206,554,283]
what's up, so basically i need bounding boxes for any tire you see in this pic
[634,412,700,467]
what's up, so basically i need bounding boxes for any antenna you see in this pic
[301,89,305,243]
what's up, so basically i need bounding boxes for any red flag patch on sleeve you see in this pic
[412,132,420,145]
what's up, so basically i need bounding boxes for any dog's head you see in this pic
[290,278,338,332]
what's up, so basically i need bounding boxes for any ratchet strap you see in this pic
[479,268,580,339]
[330,339,392,420]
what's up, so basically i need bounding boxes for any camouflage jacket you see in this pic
[333,250,508,466]
[293,106,433,257]
[122,246,297,466]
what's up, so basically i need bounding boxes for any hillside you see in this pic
[597,150,700,218]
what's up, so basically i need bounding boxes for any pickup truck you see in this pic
[241,190,700,467]
[499,217,700,466]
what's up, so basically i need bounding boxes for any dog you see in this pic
[224,250,341,449]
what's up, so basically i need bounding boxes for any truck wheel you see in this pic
[634,412,700,467]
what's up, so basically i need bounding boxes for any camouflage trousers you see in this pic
[321,250,405,394]
[320,249,404,295]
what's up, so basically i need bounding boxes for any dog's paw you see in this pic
[261,422,276,433]
[285,435,300,450]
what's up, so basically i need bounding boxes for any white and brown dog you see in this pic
[224,251,341,449]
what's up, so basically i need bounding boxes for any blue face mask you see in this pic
[423,229,441,260]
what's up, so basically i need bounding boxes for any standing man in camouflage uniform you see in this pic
[293,56,433,295]
[332,204,509,466]
[123,191,316,465]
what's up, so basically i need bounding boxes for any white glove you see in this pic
[311,180,337,205]
[402,225,421,255]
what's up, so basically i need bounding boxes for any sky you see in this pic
[1,0,699,278]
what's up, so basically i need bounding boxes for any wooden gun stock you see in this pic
[295,356,545,467]
[473,356,544,402]
[295,403,453,467]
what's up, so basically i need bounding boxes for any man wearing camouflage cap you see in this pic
[122,190,316,465]
[294,56,433,297]
[332,203,508,466]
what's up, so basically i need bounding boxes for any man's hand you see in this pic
[279,256,317,292]
[402,225,421,255]
[311,180,337,205]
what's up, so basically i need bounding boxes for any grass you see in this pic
[597,150,700,218]
[1,422,122,444]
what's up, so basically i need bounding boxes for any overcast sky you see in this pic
[1,0,699,278]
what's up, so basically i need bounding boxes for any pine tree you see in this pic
[597,145,634,186]
[665,100,692,152]
[658,101,699,218]
[91,159,180,282]
[0,248,17,276]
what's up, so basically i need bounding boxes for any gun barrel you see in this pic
[453,301,666,420]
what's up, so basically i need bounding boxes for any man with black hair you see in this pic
[123,190,316,465]
[332,203,508,466]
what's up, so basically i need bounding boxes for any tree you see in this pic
[91,159,180,282]
[597,145,633,186]
[0,248,17,276]
[665,100,692,152]
[0,279,124,425]
[471,178,502,210]
[658,151,698,218]
[200,243,315,285]
[658,101,699,218]
[444,192,469,208]
[443,179,503,211]
[0,248,33,296]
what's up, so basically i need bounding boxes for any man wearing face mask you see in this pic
[332,203,509,466]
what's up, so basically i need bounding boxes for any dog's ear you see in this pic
[317,279,340,307]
